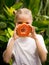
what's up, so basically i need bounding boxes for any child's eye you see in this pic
[26,22,29,24]
[17,22,22,24]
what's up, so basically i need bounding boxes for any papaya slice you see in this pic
[16,24,32,37]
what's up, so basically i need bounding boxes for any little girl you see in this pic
[3,8,48,65]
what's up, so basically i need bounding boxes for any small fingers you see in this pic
[13,26,19,40]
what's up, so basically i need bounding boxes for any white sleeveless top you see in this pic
[7,34,48,65]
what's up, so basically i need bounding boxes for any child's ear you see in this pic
[13,10,17,15]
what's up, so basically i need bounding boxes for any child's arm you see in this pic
[33,34,48,62]
[30,25,48,62]
[3,38,15,63]
[3,26,18,63]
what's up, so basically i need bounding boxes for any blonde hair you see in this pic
[14,8,33,24]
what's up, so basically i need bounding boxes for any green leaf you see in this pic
[0,14,6,20]
[5,0,16,7]
[5,29,11,38]
[12,2,23,9]
[8,28,14,36]
[28,0,40,15]
[46,25,49,38]
[0,36,8,42]
[0,30,5,35]
[7,22,15,28]
[20,0,30,8]
[4,5,15,17]
[45,38,49,45]
[3,7,10,16]
[0,22,7,29]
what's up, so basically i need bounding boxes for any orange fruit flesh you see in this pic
[16,24,32,37]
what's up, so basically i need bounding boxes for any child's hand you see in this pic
[13,26,19,40]
[28,25,37,39]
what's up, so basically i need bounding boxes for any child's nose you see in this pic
[23,22,26,24]
[22,22,26,24]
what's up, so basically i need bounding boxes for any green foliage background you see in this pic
[0,0,49,65]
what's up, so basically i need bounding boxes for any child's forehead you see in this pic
[17,14,30,19]
[16,14,31,22]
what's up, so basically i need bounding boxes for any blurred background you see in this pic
[0,0,49,65]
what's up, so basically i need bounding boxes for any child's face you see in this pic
[16,14,32,26]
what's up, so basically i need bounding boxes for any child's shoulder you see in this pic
[8,37,13,41]
[36,34,43,39]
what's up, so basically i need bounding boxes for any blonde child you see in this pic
[3,8,48,65]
